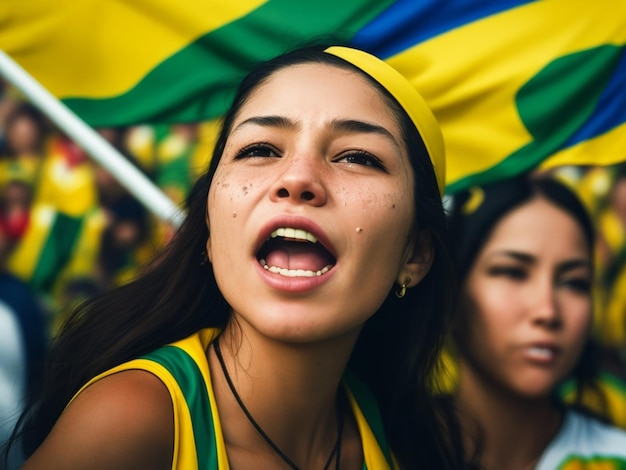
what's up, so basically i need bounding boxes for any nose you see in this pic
[530,280,562,330]
[269,155,327,206]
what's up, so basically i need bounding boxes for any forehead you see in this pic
[482,197,589,257]
[234,63,399,128]
[9,115,37,129]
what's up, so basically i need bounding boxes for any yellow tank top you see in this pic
[75,328,396,469]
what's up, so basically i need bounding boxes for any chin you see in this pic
[510,381,558,402]
[253,319,326,342]
[264,320,359,346]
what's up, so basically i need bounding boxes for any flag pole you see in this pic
[0,49,185,228]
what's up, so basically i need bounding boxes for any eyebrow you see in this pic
[329,118,398,145]
[492,251,533,264]
[556,259,592,276]
[234,115,293,132]
[490,250,591,274]
[232,115,401,149]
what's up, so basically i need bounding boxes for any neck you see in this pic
[209,322,358,469]
[455,363,563,470]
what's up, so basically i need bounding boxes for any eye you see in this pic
[234,143,280,159]
[559,277,591,294]
[335,150,386,170]
[487,266,527,280]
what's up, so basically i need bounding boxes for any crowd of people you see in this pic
[0,44,625,469]
[0,82,217,313]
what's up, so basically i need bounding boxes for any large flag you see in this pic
[1,0,625,193]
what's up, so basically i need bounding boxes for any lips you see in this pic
[256,222,336,278]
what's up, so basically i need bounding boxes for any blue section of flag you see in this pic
[350,0,537,58]
[562,47,626,148]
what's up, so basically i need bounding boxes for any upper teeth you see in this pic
[528,347,553,358]
[271,227,318,243]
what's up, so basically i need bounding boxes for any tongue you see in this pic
[264,243,332,272]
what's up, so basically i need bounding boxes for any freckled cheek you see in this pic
[354,197,410,252]
[209,169,252,209]
[208,170,271,236]
[208,174,241,233]
[385,191,412,217]
[389,197,414,246]
[357,188,412,221]
[207,193,246,268]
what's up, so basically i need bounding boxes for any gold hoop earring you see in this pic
[395,278,410,299]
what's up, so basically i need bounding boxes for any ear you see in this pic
[397,229,434,288]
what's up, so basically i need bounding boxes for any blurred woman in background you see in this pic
[446,174,626,469]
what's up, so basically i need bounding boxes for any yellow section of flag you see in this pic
[0,0,266,98]
[540,121,626,171]
[387,0,626,187]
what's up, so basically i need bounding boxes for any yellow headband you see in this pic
[324,46,445,196]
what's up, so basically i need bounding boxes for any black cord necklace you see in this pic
[213,340,344,470]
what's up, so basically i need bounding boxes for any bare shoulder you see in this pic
[22,369,174,470]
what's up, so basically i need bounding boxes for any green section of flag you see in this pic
[31,212,83,292]
[446,44,623,194]
[63,0,394,127]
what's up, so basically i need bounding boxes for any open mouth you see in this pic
[257,227,336,278]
